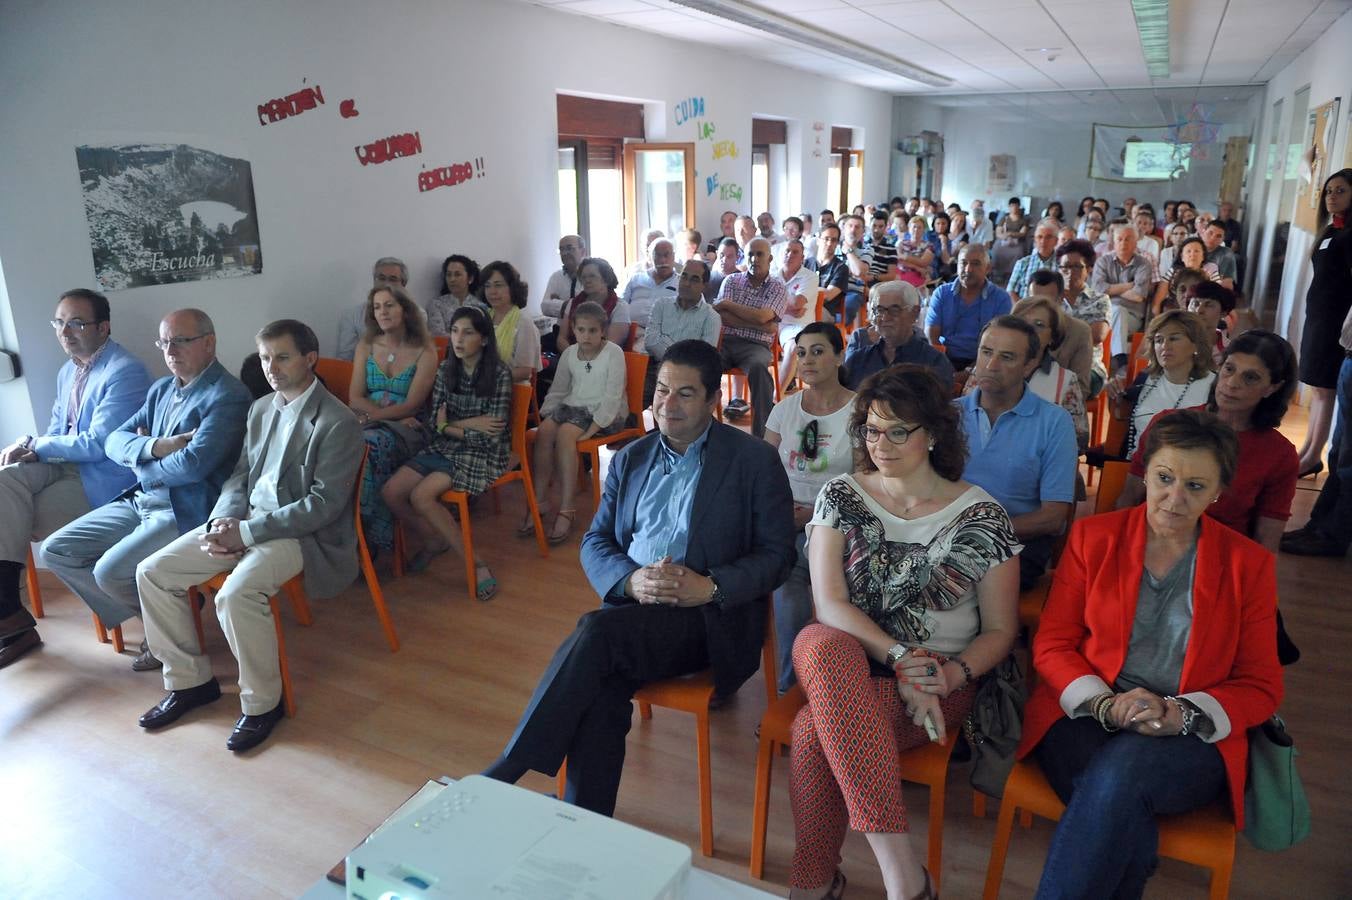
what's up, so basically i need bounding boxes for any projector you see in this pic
[346,775,691,900]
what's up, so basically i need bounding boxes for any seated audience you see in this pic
[895,216,935,288]
[238,352,272,400]
[1020,409,1282,899]
[1025,269,1095,396]
[764,323,855,693]
[42,309,249,671]
[1153,236,1221,312]
[136,319,363,751]
[348,285,438,554]
[714,237,788,438]
[705,211,738,260]
[426,254,485,336]
[1106,310,1217,458]
[968,199,994,246]
[736,215,758,256]
[1010,294,1089,449]
[481,340,795,816]
[788,364,1019,900]
[1044,200,1065,225]
[1055,240,1111,394]
[925,244,1012,372]
[865,211,898,285]
[707,237,741,302]
[481,260,542,383]
[1156,221,1190,273]
[557,257,631,351]
[1073,196,1096,232]
[957,316,1078,588]
[675,228,702,267]
[383,307,511,596]
[775,240,822,388]
[541,235,588,352]
[784,215,815,262]
[1134,207,1162,261]
[0,288,150,668]
[622,238,679,335]
[644,257,720,404]
[1007,218,1060,301]
[338,257,408,360]
[531,301,628,545]
[838,214,874,326]
[1202,220,1238,291]
[757,211,783,245]
[998,197,1029,245]
[843,281,953,391]
[1091,224,1155,370]
[814,224,849,320]
[1186,281,1238,366]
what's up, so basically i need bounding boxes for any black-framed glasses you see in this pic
[800,419,819,460]
[154,334,210,351]
[853,422,922,446]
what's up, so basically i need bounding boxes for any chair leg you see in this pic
[25,548,43,618]
[283,580,313,626]
[974,792,987,818]
[981,792,1022,900]
[694,708,713,857]
[457,497,476,600]
[92,613,109,644]
[270,597,296,717]
[638,699,653,720]
[110,624,124,654]
[358,532,400,652]
[748,734,778,878]
[520,465,549,559]
[1208,835,1236,900]
[927,771,947,892]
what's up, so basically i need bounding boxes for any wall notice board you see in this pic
[1294,97,1340,233]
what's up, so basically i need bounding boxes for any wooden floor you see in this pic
[3,409,1349,899]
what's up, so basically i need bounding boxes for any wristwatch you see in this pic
[707,575,726,605]
[885,643,911,669]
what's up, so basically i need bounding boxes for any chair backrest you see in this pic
[1100,327,1113,372]
[508,382,533,458]
[314,357,354,405]
[1095,460,1131,513]
[622,352,650,428]
[626,321,639,351]
[433,335,450,361]
[1128,331,1147,380]
[813,289,826,322]
[1102,408,1129,458]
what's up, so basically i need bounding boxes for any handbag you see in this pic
[363,419,426,460]
[1242,714,1311,851]
[964,653,1027,798]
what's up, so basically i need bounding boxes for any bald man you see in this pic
[41,309,252,670]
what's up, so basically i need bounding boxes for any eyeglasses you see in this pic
[154,334,210,351]
[373,273,404,285]
[853,422,922,446]
[872,304,908,318]
[51,318,97,331]
[800,419,819,460]
[1057,264,1086,272]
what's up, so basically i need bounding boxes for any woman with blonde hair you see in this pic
[1106,309,1216,457]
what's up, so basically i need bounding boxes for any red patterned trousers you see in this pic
[789,623,974,889]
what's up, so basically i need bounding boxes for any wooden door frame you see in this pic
[623,142,696,268]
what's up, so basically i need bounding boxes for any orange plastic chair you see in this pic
[1095,460,1131,514]
[573,353,649,511]
[25,546,44,618]
[190,572,309,717]
[1084,327,1112,488]
[981,759,1235,900]
[558,602,778,858]
[93,613,125,653]
[432,335,450,362]
[1128,331,1147,382]
[314,357,354,405]
[437,383,548,599]
[749,683,959,889]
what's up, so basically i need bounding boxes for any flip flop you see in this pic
[547,509,576,546]
[475,565,498,602]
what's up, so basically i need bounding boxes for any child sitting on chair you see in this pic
[526,301,628,545]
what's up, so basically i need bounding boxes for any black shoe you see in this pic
[0,628,41,669]
[131,639,163,672]
[0,607,37,642]
[1279,531,1347,557]
[226,701,284,752]
[138,678,222,729]
[1298,460,1324,479]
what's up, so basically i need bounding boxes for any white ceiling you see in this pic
[524,0,1352,95]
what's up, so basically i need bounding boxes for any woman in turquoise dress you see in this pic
[348,284,439,552]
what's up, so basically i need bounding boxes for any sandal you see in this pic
[517,507,546,538]
[475,564,498,602]
[547,509,576,546]
[824,870,847,900]
[907,868,936,900]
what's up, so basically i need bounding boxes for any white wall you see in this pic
[1244,9,1352,343]
[0,0,892,431]
[891,96,1253,220]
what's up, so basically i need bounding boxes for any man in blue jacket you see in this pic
[42,309,251,670]
[0,289,149,668]
[482,339,795,816]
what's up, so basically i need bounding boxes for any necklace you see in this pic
[1127,372,1198,453]
[387,351,396,364]
[585,361,592,373]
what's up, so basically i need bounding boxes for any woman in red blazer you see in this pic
[1019,409,1282,899]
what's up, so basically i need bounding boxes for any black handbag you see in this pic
[964,653,1027,798]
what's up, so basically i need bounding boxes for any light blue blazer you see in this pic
[104,359,253,533]
[34,340,151,508]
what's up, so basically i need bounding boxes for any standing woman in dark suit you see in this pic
[1294,168,1352,477]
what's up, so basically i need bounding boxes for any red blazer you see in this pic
[1018,506,1283,827]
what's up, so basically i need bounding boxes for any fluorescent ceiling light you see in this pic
[669,0,952,88]
[1130,0,1170,79]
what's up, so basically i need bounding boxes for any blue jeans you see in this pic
[843,290,865,327]
[772,532,813,693]
[1308,356,1352,549]
[1033,715,1225,900]
[41,496,179,626]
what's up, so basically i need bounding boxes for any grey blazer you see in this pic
[210,380,363,599]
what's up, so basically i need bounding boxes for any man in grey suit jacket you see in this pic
[135,319,363,752]
[42,309,252,670]
[482,340,795,816]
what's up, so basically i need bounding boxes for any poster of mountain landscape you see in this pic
[75,142,263,290]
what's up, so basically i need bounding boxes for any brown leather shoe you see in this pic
[0,607,37,641]
[0,628,41,668]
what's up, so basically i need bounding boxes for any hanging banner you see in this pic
[1089,123,1193,183]
[75,141,263,291]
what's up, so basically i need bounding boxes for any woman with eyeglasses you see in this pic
[764,323,856,694]
[787,365,1020,900]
